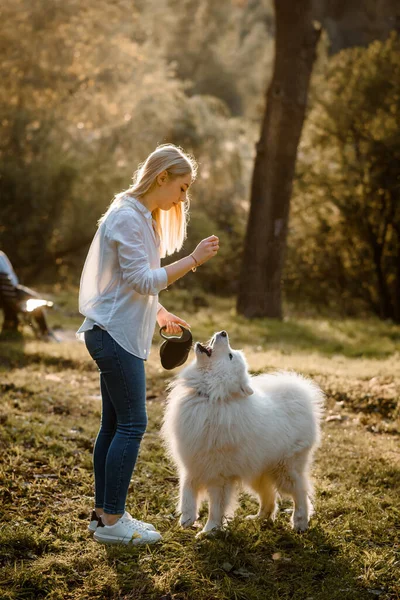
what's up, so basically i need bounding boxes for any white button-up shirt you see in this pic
[77,196,168,359]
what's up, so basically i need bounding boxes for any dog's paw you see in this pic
[180,514,197,528]
[245,514,260,521]
[195,526,220,539]
[292,516,309,533]
[246,509,276,522]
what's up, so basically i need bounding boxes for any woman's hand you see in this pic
[191,235,219,266]
[157,306,190,335]
[163,235,220,288]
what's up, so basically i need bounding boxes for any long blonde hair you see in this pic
[100,144,197,258]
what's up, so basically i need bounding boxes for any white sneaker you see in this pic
[122,511,157,532]
[88,510,156,533]
[93,513,162,545]
[88,510,100,533]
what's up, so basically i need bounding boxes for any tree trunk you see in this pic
[393,237,400,323]
[370,240,395,320]
[237,0,321,318]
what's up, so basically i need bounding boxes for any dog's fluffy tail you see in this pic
[257,371,325,420]
[285,371,325,418]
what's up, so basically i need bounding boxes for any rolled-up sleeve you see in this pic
[106,212,168,296]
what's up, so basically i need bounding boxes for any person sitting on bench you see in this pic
[0,250,56,340]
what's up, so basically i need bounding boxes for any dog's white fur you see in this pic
[161,331,324,535]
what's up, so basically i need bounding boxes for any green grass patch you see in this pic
[0,292,399,599]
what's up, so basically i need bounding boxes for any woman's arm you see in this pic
[108,212,168,296]
[158,235,219,334]
[164,235,219,286]
[163,255,198,286]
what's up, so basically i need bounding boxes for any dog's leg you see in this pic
[277,451,312,532]
[290,473,311,532]
[246,474,277,521]
[179,475,198,528]
[198,482,234,536]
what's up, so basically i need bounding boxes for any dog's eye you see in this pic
[229,353,233,360]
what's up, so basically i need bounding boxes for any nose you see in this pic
[220,331,227,337]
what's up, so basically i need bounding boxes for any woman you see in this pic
[77,144,219,545]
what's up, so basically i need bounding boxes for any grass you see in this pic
[0,290,399,600]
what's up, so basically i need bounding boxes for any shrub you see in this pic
[287,33,400,321]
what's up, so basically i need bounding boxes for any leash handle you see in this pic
[159,325,192,343]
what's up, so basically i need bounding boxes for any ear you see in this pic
[195,351,209,367]
[156,170,168,186]
[239,383,254,397]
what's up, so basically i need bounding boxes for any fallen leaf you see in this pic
[272,553,281,561]
[45,374,62,382]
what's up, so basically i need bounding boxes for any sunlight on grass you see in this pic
[1,290,399,599]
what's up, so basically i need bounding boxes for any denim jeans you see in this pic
[84,326,147,514]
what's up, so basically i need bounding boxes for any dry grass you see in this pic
[0,292,399,599]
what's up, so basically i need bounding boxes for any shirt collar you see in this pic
[123,195,153,220]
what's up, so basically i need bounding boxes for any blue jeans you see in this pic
[84,326,147,514]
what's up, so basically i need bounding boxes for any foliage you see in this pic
[0,293,399,599]
[287,33,400,322]
[0,0,267,288]
[137,0,274,119]
[3,0,398,321]
[0,0,181,276]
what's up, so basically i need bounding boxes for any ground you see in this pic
[0,289,399,600]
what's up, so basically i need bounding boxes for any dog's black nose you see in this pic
[220,331,227,337]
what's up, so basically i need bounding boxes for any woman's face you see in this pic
[156,171,192,211]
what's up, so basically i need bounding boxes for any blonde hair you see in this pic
[100,144,197,258]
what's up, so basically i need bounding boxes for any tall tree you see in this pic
[237,0,321,318]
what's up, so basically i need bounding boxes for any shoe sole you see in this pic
[88,523,156,533]
[93,532,161,546]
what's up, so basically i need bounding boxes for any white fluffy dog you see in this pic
[161,330,324,536]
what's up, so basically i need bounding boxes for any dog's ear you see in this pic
[195,352,209,367]
[239,383,254,397]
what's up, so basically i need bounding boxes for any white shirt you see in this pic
[0,251,19,286]
[77,196,168,359]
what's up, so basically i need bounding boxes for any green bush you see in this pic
[0,0,251,290]
[286,33,400,321]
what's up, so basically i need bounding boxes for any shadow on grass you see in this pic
[176,522,373,600]
[0,339,87,371]
[100,520,375,600]
[103,546,163,600]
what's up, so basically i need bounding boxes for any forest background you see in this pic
[1,3,400,599]
[1,0,400,322]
